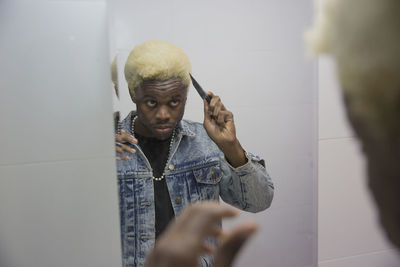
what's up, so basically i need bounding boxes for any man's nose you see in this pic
[156,105,170,121]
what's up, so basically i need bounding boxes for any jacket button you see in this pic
[211,170,216,179]
[169,164,174,170]
[140,201,151,206]
[175,197,181,204]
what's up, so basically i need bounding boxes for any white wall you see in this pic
[0,1,121,267]
[317,57,400,266]
[6,2,397,267]
[109,1,318,266]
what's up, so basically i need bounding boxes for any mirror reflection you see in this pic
[109,1,317,267]
[114,40,273,267]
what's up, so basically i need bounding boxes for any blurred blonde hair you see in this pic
[305,0,400,138]
[124,40,192,97]
[111,55,119,98]
[111,56,118,86]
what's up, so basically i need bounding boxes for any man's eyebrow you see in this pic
[142,94,157,98]
[171,94,183,98]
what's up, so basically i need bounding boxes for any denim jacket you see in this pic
[117,111,274,267]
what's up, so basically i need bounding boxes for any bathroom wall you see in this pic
[109,1,318,266]
[5,2,396,267]
[0,1,121,266]
[317,56,400,267]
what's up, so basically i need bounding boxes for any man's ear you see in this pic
[128,87,137,103]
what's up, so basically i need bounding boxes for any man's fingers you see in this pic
[116,144,136,154]
[214,223,258,267]
[115,129,137,161]
[200,243,216,254]
[116,130,138,144]
[181,202,239,231]
[203,92,230,125]
[214,111,233,126]
[211,97,222,117]
[216,112,225,125]
[193,202,238,219]
[204,98,210,119]
[116,146,123,154]
[115,138,136,161]
[202,224,223,238]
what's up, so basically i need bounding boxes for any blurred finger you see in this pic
[116,146,123,154]
[202,224,223,238]
[122,154,130,161]
[214,223,258,267]
[200,243,216,254]
[176,202,238,232]
[116,144,136,155]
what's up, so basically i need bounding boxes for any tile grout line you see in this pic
[319,248,399,264]
[318,136,356,141]
[0,155,116,168]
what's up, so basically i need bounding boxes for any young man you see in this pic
[115,40,274,267]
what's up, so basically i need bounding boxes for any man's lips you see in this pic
[154,125,173,133]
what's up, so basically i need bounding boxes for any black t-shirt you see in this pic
[135,133,175,239]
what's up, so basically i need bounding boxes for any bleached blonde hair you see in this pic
[124,40,192,97]
[305,0,400,137]
[111,55,118,86]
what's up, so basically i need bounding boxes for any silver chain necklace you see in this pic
[131,115,175,181]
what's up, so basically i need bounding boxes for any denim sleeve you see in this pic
[218,151,274,213]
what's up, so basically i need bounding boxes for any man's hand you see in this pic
[115,129,137,161]
[203,92,247,167]
[214,223,258,267]
[145,202,258,267]
[203,92,236,145]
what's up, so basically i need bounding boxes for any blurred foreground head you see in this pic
[306,0,400,248]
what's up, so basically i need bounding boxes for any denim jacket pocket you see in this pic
[193,161,222,184]
[190,161,222,201]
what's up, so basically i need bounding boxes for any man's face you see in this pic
[131,78,188,140]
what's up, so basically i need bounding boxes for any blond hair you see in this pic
[111,55,118,86]
[124,40,192,96]
[305,0,400,138]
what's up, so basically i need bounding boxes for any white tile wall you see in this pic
[0,0,115,166]
[0,159,121,267]
[319,138,392,259]
[224,204,316,267]
[0,1,121,266]
[317,56,400,266]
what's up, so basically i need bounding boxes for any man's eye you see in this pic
[146,100,157,107]
[170,100,180,107]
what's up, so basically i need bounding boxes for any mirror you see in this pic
[108,1,317,266]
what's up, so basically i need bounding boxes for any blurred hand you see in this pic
[145,202,258,267]
[214,223,258,267]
